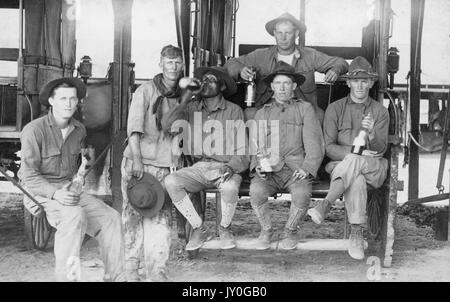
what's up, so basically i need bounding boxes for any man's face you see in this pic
[48,87,79,120]
[271,74,297,103]
[200,73,223,98]
[347,78,374,102]
[273,21,299,52]
[160,56,184,82]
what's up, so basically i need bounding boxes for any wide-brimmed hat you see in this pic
[194,66,237,96]
[265,12,307,36]
[341,56,378,80]
[263,61,305,86]
[39,77,86,107]
[127,173,165,219]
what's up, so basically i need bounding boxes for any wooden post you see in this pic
[408,0,425,200]
[111,0,133,212]
[299,0,306,47]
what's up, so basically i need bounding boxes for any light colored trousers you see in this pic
[24,181,125,282]
[329,154,388,224]
[164,161,242,228]
[120,158,172,280]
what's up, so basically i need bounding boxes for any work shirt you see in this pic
[224,45,348,108]
[176,97,249,174]
[323,96,389,161]
[123,80,179,168]
[18,112,86,199]
[250,99,324,178]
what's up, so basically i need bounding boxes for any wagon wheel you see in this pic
[23,207,54,251]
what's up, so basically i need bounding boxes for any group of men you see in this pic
[18,12,389,282]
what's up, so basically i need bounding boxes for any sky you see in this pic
[0,0,449,84]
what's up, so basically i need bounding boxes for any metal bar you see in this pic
[16,0,24,132]
[436,89,450,191]
[408,0,425,200]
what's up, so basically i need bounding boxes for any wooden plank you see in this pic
[0,48,20,61]
[201,238,368,251]
[238,44,364,59]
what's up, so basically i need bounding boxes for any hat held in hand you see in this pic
[127,173,165,218]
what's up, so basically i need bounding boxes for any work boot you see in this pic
[348,224,365,260]
[148,269,169,282]
[254,229,273,250]
[307,199,332,224]
[279,229,298,250]
[186,224,211,251]
[219,225,236,250]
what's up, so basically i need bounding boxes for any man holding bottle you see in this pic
[307,56,390,260]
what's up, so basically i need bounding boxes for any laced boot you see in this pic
[348,224,365,260]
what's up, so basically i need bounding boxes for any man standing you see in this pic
[121,45,184,281]
[224,12,348,122]
[163,66,248,251]
[249,62,324,250]
[18,78,125,282]
[307,56,389,260]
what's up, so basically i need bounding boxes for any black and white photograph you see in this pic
[0,0,449,285]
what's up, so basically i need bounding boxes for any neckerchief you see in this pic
[152,73,181,131]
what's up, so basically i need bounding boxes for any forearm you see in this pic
[128,133,143,161]
[326,144,352,161]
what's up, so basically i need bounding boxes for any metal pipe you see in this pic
[19,0,23,58]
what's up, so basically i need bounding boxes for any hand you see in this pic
[219,165,234,182]
[324,69,339,83]
[131,158,144,180]
[53,183,80,206]
[362,149,383,158]
[361,113,375,132]
[240,66,254,81]
[291,168,309,182]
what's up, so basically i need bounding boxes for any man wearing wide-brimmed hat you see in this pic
[18,77,125,282]
[248,61,324,250]
[307,56,389,260]
[224,12,348,122]
[163,66,249,251]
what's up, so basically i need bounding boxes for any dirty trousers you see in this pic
[25,182,125,282]
[164,161,242,227]
[330,154,388,224]
[121,158,172,279]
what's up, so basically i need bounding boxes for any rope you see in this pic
[407,132,441,152]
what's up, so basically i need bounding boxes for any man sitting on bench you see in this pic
[306,56,389,260]
[249,62,324,250]
[163,66,249,251]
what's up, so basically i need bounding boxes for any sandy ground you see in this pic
[1,191,449,282]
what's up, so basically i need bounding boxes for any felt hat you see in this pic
[39,77,87,107]
[127,173,166,219]
[263,61,305,86]
[265,12,307,36]
[341,56,378,80]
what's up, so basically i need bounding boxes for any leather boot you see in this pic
[186,224,212,251]
[219,225,236,250]
[307,199,332,224]
[280,205,306,250]
[348,224,365,260]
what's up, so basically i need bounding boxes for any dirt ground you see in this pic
[1,192,449,282]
